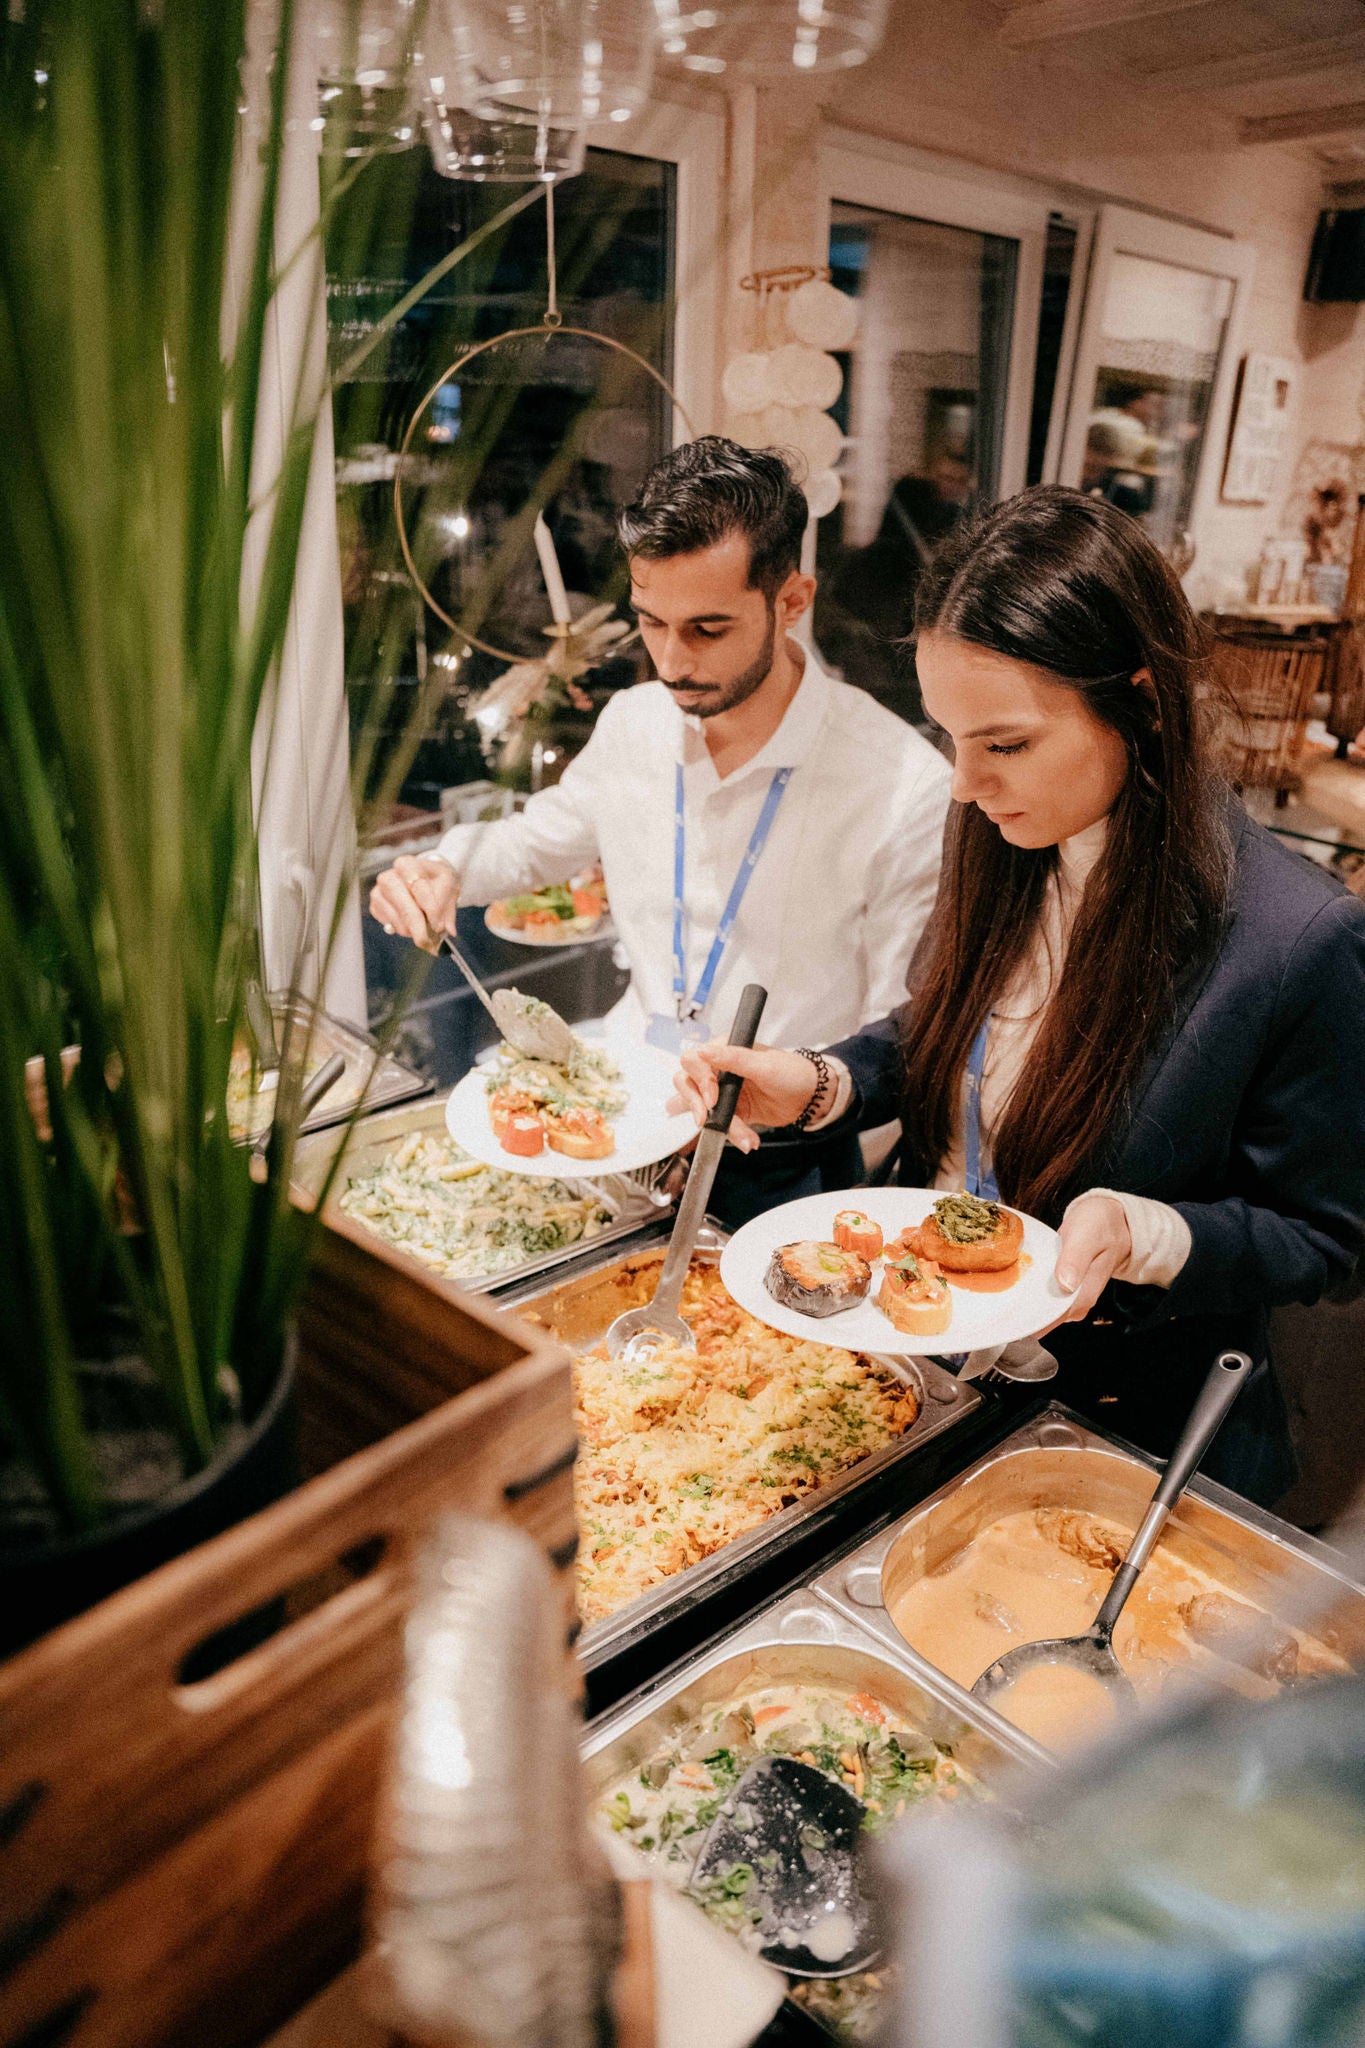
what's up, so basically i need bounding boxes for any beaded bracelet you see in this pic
[791,1046,834,1131]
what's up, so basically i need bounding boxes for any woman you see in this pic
[673,488,1365,1504]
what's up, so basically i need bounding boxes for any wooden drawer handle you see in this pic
[502,1442,577,1502]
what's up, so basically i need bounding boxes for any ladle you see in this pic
[972,1348,1255,1714]
[689,1756,879,1979]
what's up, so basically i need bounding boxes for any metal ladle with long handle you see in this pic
[972,1347,1256,1712]
[605,983,767,1363]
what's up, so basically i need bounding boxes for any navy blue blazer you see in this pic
[829,802,1365,1498]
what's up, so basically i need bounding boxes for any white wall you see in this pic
[799,0,1365,595]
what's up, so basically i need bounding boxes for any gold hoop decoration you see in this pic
[393,320,696,664]
[738,264,831,294]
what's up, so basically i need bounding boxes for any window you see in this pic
[327,148,674,827]
[815,201,1018,723]
[321,146,675,1056]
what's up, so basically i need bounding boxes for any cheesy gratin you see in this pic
[337,1129,612,1281]
[573,1266,920,1623]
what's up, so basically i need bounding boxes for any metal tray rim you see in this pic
[825,1402,1365,1596]
[580,1585,1048,1774]
[256,991,427,1136]
[810,1401,1365,1762]
[292,1094,670,1297]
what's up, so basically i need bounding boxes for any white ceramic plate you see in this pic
[719,1187,1078,1356]
[444,1036,694,1178]
[484,905,614,948]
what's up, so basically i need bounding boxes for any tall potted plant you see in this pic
[0,0,355,1652]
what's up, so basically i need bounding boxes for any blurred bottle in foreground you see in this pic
[366,1514,622,2048]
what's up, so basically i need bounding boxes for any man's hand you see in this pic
[1043,1192,1132,1328]
[369,853,460,954]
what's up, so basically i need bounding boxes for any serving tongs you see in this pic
[971,1347,1255,1714]
[605,983,767,1363]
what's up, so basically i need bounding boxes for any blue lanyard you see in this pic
[963,1015,999,1201]
[672,761,792,1024]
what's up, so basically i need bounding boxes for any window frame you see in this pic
[818,129,1054,504]
[1053,202,1257,541]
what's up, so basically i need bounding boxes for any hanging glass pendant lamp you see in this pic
[423,81,587,178]
[653,0,889,77]
[433,0,656,130]
[313,0,424,153]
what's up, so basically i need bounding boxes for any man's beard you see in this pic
[664,607,777,719]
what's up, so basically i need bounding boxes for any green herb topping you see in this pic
[933,1191,1002,1245]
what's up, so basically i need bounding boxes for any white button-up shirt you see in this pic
[438,642,952,1047]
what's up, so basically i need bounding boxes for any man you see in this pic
[370,436,951,1222]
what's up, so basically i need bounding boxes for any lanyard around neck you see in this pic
[672,760,792,1024]
[963,1014,1000,1202]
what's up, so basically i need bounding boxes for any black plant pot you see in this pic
[0,1337,298,1662]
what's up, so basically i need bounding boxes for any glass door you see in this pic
[1057,206,1254,563]
[814,137,1049,723]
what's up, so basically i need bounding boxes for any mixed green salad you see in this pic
[599,1680,977,2041]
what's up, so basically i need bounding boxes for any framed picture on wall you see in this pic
[1222,351,1296,504]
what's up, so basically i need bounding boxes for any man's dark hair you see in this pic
[617,435,808,600]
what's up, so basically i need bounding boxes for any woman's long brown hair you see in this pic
[901,487,1232,1221]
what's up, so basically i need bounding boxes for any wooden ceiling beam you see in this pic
[1239,98,1365,145]
[997,0,1216,48]
[1144,27,1365,92]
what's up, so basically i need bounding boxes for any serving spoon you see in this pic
[605,983,767,1362]
[689,1756,879,1979]
[436,932,576,1064]
[971,1348,1255,1715]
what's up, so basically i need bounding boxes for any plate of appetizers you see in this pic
[719,1188,1078,1355]
[485,873,612,947]
[444,1028,694,1178]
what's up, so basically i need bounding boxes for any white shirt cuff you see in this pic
[804,1057,854,1132]
[1078,1187,1193,1288]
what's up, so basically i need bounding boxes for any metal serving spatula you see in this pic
[604,983,767,1362]
[689,1756,879,1979]
[437,932,576,1064]
[972,1348,1255,1714]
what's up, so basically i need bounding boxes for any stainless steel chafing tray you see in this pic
[290,1095,669,1296]
[233,990,427,1141]
[813,1405,1365,1756]
[495,1225,982,1669]
[581,1586,1044,1790]
[581,1588,1044,2041]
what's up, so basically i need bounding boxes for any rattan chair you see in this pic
[1207,627,1328,802]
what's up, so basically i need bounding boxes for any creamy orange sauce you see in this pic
[886,1506,1346,1750]
[991,1661,1121,1749]
[946,1254,1032,1294]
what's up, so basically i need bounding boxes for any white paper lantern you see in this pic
[721,351,774,414]
[784,406,844,473]
[767,341,842,411]
[805,466,842,519]
[727,411,769,449]
[786,278,860,352]
[756,404,803,452]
